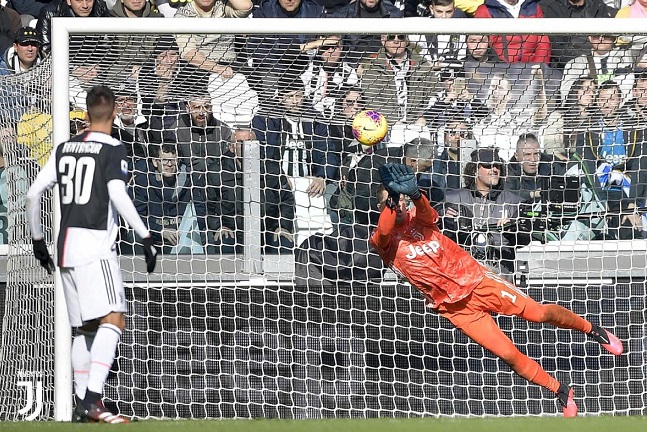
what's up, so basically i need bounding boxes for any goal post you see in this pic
[0,16,646,421]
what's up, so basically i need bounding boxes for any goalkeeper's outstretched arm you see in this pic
[412,193,440,226]
[372,194,398,251]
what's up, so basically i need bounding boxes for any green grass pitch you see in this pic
[0,417,645,432]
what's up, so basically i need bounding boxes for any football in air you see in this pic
[352,110,388,146]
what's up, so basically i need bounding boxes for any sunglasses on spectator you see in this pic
[386,35,408,41]
[320,43,341,51]
[479,163,502,169]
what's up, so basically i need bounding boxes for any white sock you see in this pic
[86,323,122,395]
[71,334,92,399]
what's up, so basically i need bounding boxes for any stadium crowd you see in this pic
[0,0,647,276]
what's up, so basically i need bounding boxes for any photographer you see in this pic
[505,133,566,204]
[440,148,524,277]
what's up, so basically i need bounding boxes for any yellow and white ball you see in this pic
[352,110,388,146]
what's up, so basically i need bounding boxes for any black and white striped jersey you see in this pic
[52,131,128,267]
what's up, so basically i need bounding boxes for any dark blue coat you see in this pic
[131,159,207,246]
[247,0,326,72]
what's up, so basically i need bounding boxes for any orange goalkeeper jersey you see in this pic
[370,194,485,308]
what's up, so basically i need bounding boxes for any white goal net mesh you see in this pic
[1,17,646,420]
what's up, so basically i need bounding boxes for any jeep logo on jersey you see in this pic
[405,240,441,259]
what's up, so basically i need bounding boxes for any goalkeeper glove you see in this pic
[378,165,401,209]
[142,236,158,273]
[32,238,55,275]
[381,163,421,200]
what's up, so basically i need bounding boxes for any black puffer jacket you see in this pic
[36,0,110,55]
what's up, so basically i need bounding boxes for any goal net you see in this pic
[1,16,646,421]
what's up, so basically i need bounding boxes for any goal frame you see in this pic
[47,17,647,421]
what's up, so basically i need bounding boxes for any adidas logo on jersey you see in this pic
[405,241,441,259]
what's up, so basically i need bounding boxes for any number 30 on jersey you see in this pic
[59,156,96,205]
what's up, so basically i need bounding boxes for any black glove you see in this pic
[141,236,158,273]
[32,239,55,275]
[381,163,422,200]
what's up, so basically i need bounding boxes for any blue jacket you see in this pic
[131,159,207,246]
[247,0,326,71]
[329,0,402,62]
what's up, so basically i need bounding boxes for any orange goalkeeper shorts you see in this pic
[435,270,529,330]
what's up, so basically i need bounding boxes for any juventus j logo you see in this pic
[17,380,43,420]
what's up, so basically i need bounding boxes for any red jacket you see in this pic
[474,0,551,64]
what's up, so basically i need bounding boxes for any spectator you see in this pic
[0,155,10,243]
[425,68,489,127]
[105,0,163,84]
[473,69,547,160]
[441,147,524,276]
[300,35,360,120]
[626,69,647,126]
[329,0,403,65]
[175,0,252,79]
[17,108,51,166]
[205,138,242,254]
[543,76,597,159]
[111,0,163,16]
[325,85,370,205]
[574,80,647,239]
[245,0,326,101]
[327,89,402,226]
[328,140,403,226]
[17,107,90,167]
[139,35,209,143]
[328,85,367,161]
[260,164,297,253]
[0,26,42,75]
[176,93,236,182]
[412,0,467,69]
[540,0,616,70]
[131,143,208,254]
[0,5,22,55]
[69,57,102,110]
[561,34,640,103]
[251,76,337,198]
[615,0,647,16]
[111,87,149,171]
[428,115,471,204]
[463,34,499,66]
[0,130,30,245]
[505,132,566,203]
[8,0,51,20]
[474,0,551,64]
[37,0,110,56]
[358,33,439,126]
[403,137,436,191]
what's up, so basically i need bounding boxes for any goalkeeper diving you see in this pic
[370,163,624,417]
